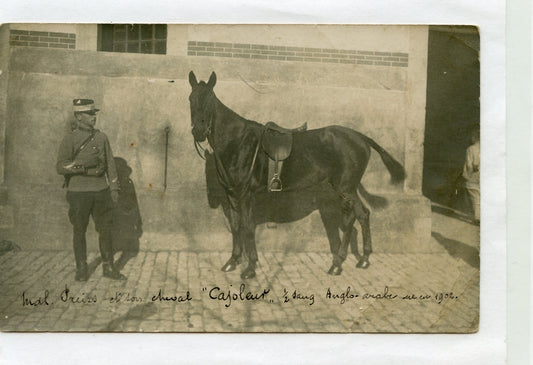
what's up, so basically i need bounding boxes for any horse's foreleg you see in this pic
[240,201,258,280]
[221,233,242,272]
[240,228,257,279]
[221,206,243,272]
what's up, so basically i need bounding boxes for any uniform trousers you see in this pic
[66,189,115,264]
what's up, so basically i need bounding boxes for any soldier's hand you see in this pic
[75,156,99,168]
[63,162,84,173]
[111,190,119,203]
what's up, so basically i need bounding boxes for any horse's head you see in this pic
[188,71,217,142]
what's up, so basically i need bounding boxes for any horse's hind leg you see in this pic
[318,204,344,275]
[353,196,372,269]
[336,199,358,273]
[349,225,361,261]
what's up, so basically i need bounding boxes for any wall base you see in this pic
[9,185,435,254]
[139,193,437,254]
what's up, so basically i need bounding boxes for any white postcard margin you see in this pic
[0,0,509,364]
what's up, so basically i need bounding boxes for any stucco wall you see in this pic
[0,25,10,188]
[0,25,13,229]
[2,25,431,253]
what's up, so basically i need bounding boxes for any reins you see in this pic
[194,140,207,160]
[209,127,261,211]
[193,92,261,210]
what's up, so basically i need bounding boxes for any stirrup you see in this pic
[269,174,282,192]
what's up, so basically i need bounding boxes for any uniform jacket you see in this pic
[56,127,119,192]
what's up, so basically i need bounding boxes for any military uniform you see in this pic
[56,99,126,281]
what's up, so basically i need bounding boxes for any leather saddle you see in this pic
[262,121,308,191]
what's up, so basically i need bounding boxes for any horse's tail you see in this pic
[357,184,388,210]
[361,134,406,185]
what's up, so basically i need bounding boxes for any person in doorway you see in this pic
[56,98,126,281]
[462,126,480,225]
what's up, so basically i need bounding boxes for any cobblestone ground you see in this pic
[0,208,479,333]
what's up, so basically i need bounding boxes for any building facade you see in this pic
[0,24,432,253]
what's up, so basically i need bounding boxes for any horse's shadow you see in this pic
[112,157,143,267]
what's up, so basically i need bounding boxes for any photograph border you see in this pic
[0,0,510,363]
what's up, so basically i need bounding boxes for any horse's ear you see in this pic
[189,71,198,87]
[207,72,217,88]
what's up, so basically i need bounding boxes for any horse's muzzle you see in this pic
[192,127,207,142]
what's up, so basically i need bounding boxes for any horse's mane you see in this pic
[215,95,264,131]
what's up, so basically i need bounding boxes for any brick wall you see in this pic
[9,29,76,49]
[188,41,408,67]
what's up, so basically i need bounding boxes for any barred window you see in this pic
[98,24,167,54]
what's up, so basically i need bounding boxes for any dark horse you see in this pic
[188,71,406,279]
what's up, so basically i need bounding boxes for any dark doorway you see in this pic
[423,25,480,212]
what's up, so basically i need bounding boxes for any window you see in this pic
[98,24,167,54]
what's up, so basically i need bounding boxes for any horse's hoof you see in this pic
[221,260,238,272]
[327,265,343,276]
[241,268,256,280]
[356,259,370,269]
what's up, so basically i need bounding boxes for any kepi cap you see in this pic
[73,99,100,114]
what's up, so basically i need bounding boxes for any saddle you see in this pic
[262,121,308,191]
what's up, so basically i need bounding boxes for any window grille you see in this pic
[98,24,167,54]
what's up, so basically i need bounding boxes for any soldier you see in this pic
[56,99,126,281]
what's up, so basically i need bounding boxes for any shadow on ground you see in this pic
[431,231,479,269]
[431,204,476,226]
[102,302,157,331]
[87,256,102,278]
[114,251,138,271]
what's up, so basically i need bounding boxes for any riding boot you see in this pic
[75,260,88,281]
[102,261,127,280]
[73,234,88,281]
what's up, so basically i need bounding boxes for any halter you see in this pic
[192,90,261,210]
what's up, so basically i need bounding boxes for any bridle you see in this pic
[191,89,260,210]
[192,90,216,160]
[194,139,209,161]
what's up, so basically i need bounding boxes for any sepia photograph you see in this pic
[0,24,480,333]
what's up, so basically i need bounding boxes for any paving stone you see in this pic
[0,209,479,333]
